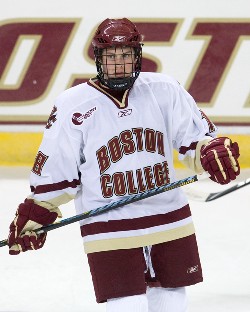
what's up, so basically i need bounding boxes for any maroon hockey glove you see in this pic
[200,137,240,185]
[8,199,60,255]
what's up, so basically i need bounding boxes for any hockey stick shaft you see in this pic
[205,177,250,201]
[0,174,203,248]
[184,177,250,202]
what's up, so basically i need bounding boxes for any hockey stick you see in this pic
[0,174,205,248]
[184,177,250,202]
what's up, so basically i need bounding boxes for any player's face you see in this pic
[101,46,136,80]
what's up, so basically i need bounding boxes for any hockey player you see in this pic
[7,18,240,312]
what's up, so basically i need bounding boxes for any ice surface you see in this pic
[0,168,249,312]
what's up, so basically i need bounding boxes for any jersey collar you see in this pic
[88,78,130,109]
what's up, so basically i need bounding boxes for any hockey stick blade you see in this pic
[185,178,250,202]
[0,174,205,248]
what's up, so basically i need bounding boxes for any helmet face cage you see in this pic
[92,18,143,91]
[94,45,142,91]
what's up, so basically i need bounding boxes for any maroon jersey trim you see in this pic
[179,142,198,155]
[88,78,130,109]
[30,179,81,194]
[81,204,191,237]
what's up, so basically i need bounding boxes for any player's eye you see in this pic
[106,54,116,60]
[123,53,131,59]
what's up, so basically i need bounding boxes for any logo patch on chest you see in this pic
[118,109,132,118]
[72,107,96,125]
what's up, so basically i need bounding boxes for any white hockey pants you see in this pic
[106,286,188,312]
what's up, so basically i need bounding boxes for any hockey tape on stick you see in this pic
[0,173,207,248]
[184,177,250,202]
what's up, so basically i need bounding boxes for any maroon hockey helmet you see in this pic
[92,18,143,91]
[92,18,142,48]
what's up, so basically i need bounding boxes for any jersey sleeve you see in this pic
[29,96,83,209]
[171,83,217,173]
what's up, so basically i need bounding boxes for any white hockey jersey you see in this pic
[30,72,217,253]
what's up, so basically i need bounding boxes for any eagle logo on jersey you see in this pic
[45,106,57,129]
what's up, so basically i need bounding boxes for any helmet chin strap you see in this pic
[100,76,135,91]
